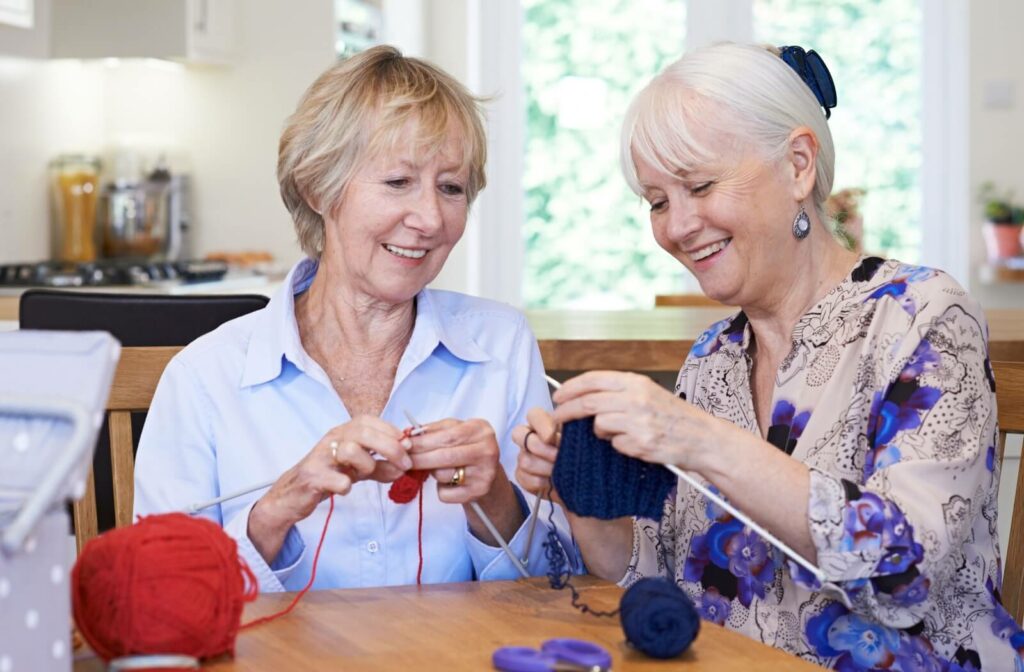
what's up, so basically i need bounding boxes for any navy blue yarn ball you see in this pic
[620,578,700,659]
[552,417,676,520]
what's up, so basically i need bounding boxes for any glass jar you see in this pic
[49,154,101,263]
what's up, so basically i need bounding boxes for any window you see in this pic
[755,0,923,262]
[521,0,687,308]
[519,0,925,308]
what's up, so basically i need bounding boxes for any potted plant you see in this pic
[826,187,866,252]
[979,181,1024,261]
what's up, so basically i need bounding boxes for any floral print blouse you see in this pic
[623,257,1023,671]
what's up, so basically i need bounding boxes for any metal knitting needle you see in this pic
[184,417,445,514]
[520,373,565,564]
[545,374,826,584]
[663,464,824,582]
[182,477,274,514]
[403,409,530,579]
[186,479,276,514]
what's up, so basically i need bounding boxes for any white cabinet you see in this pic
[51,0,235,64]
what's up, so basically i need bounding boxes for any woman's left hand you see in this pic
[552,370,720,469]
[407,418,505,504]
[408,418,523,547]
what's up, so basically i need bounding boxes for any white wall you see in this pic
[0,0,335,266]
[0,57,103,263]
[969,1,1024,309]
[179,1,335,263]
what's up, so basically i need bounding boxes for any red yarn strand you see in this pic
[416,484,424,585]
[240,495,335,630]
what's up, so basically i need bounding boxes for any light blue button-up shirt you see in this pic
[134,259,577,591]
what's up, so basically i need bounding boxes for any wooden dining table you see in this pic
[528,307,1024,370]
[72,577,823,671]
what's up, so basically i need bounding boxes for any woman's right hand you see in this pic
[247,415,411,562]
[512,407,563,505]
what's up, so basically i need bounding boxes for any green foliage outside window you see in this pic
[522,0,687,308]
[522,0,921,309]
[755,0,922,261]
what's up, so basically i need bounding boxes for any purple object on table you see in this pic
[492,638,612,671]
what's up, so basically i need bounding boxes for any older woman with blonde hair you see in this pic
[516,42,1020,669]
[135,46,573,591]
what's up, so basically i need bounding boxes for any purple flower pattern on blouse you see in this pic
[864,381,942,481]
[698,587,731,625]
[895,636,945,672]
[840,488,924,576]
[826,613,901,668]
[627,258,1019,669]
[689,318,734,358]
[725,528,774,607]
[686,488,777,609]
[891,574,930,607]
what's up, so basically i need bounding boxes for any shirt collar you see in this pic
[240,258,489,388]
[241,258,317,388]
[411,288,490,365]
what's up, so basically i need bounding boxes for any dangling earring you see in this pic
[792,206,811,240]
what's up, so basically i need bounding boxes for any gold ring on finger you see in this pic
[448,466,466,487]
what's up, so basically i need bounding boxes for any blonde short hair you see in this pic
[621,42,836,226]
[278,45,488,258]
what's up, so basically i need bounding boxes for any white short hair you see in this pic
[621,42,835,224]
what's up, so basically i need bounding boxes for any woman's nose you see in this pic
[405,187,444,234]
[663,202,703,243]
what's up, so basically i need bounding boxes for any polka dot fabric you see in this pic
[0,512,72,672]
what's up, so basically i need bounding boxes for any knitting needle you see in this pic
[520,374,564,564]
[185,416,453,513]
[186,479,276,514]
[403,409,530,579]
[543,374,826,584]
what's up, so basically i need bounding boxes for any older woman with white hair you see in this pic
[134,46,573,591]
[515,42,1020,669]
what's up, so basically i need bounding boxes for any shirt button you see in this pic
[367,541,379,553]
[888,553,901,565]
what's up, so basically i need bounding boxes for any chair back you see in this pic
[994,361,1024,623]
[19,290,269,552]
[654,293,725,308]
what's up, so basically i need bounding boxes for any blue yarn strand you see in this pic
[542,484,618,618]
[540,415,702,659]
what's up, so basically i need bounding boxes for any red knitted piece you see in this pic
[387,469,429,504]
[71,513,258,663]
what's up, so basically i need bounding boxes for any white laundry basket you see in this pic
[0,330,120,672]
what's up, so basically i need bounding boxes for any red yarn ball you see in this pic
[71,513,258,663]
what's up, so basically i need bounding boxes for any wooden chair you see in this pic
[654,293,725,307]
[996,360,1024,623]
[72,345,182,553]
[19,289,269,552]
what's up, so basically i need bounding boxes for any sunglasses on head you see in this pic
[779,45,837,119]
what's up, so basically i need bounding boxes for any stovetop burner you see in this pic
[0,260,229,288]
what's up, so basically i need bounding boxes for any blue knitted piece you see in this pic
[552,417,677,520]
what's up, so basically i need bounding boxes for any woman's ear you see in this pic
[787,127,819,202]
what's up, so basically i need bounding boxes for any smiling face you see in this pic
[636,123,809,308]
[320,121,470,306]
